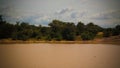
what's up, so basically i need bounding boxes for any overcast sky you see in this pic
[0,0,120,27]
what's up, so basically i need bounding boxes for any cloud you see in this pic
[0,0,120,27]
[56,7,73,14]
[70,11,87,19]
[54,7,88,24]
[90,10,120,20]
[98,19,120,28]
[33,15,52,26]
[83,9,120,27]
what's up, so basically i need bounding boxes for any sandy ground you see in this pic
[0,44,120,68]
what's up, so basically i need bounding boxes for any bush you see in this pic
[81,31,95,40]
[103,28,113,37]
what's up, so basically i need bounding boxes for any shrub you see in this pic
[81,31,95,40]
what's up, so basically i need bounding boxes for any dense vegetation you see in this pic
[0,15,120,41]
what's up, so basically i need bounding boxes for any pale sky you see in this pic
[0,0,120,27]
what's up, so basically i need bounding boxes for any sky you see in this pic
[0,0,120,27]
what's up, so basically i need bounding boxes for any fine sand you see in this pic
[0,44,120,68]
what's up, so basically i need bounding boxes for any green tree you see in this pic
[12,22,34,40]
[76,21,85,35]
[86,22,103,34]
[0,15,14,39]
[113,25,120,35]
[49,20,65,40]
[103,28,113,37]
[62,23,76,40]
[40,26,51,40]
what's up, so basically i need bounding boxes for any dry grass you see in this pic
[0,35,120,45]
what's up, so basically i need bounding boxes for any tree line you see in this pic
[0,15,120,41]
